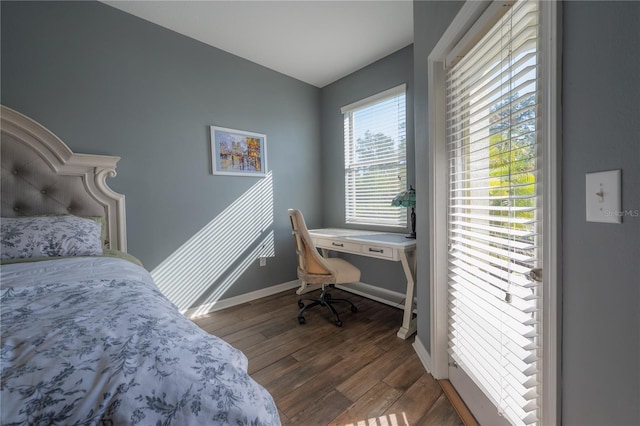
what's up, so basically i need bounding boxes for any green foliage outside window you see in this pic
[489,93,537,241]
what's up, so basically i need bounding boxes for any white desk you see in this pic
[307,228,417,339]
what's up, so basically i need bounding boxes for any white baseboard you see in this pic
[184,280,300,319]
[184,279,416,320]
[413,335,433,374]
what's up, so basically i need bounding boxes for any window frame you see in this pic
[342,84,408,228]
[426,1,561,425]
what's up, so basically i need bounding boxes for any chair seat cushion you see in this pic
[325,258,361,284]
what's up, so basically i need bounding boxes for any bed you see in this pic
[0,106,281,425]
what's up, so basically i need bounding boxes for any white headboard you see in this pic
[1,105,127,252]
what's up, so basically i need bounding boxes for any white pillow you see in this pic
[1,215,103,260]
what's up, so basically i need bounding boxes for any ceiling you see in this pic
[102,1,414,88]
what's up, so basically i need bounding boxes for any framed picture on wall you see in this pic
[210,126,268,177]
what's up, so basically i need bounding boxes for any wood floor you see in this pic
[193,287,464,426]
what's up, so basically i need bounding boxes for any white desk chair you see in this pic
[288,209,360,327]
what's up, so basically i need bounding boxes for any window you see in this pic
[428,1,560,425]
[448,2,542,424]
[342,84,407,227]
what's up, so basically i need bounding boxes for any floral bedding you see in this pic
[1,216,104,260]
[0,257,280,425]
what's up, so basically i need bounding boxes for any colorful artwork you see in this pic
[211,126,267,177]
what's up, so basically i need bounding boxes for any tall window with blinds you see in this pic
[343,85,407,227]
[446,1,541,424]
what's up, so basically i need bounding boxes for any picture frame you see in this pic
[210,126,268,177]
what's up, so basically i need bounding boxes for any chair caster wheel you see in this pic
[298,301,304,309]
[298,316,306,324]
[351,306,358,313]
[335,320,343,327]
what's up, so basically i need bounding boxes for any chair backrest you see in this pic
[288,209,335,282]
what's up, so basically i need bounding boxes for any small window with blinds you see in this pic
[342,84,407,227]
[446,0,541,424]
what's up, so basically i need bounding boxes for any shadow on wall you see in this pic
[151,171,275,317]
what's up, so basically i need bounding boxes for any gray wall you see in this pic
[413,0,465,353]
[561,2,639,424]
[320,45,415,294]
[414,1,640,425]
[1,1,321,307]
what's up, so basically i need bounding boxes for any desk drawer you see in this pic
[362,244,394,260]
[316,238,361,254]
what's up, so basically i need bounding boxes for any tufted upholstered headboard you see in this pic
[1,105,127,252]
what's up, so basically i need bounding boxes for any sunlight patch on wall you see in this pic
[151,171,274,313]
[188,229,275,318]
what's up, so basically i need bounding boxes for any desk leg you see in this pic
[397,249,417,339]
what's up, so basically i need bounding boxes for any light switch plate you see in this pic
[586,169,621,223]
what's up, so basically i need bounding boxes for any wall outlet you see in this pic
[259,257,266,267]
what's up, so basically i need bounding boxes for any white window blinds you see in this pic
[446,1,541,424]
[343,84,407,226]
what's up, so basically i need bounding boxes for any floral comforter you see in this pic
[0,257,280,425]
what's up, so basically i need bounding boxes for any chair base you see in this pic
[297,285,358,327]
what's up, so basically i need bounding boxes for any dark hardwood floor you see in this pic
[193,287,464,426]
